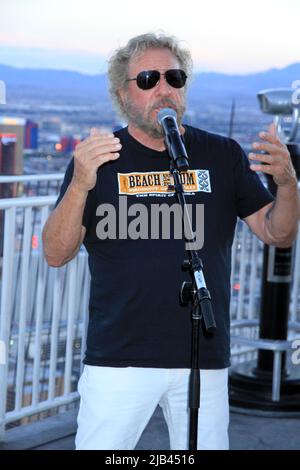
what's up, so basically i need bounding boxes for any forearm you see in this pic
[42,182,88,266]
[265,181,300,247]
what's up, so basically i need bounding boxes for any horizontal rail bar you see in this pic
[231,335,293,350]
[0,195,57,209]
[0,174,64,183]
[1,393,79,426]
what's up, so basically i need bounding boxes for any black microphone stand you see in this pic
[166,137,216,451]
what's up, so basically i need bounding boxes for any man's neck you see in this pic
[127,123,185,152]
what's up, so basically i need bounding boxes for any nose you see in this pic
[155,75,172,96]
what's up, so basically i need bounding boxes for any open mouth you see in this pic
[153,106,176,115]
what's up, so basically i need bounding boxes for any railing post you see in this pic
[0,208,16,441]
[64,258,77,395]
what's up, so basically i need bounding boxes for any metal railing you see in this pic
[0,195,89,440]
[0,174,64,199]
[229,217,300,402]
[0,183,299,440]
[0,175,64,184]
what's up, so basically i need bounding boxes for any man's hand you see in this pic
[249,123,297,188]
[71,128,122,192]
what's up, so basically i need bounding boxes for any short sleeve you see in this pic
[232,139,274,219]
[55,158,96,229]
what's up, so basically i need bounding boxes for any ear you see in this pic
[118,87,126,107]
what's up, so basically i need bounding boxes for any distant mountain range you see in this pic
[1,62,300,104]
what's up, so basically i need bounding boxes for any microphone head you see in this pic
[157,107,177,125]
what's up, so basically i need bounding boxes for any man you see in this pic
[42,33,300,450]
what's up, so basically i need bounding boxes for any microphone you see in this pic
[157,108,189,171]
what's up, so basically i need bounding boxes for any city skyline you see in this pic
[0,0,300,75]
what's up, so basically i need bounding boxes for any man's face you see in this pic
[119,48,187,138]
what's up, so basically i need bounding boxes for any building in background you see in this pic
[0,133,17,177]
[55,135,80,153]
[24,119,38,150]
[0,117,24,175]
[0,119,24,256]
[0,133,18,255]
[41,118,61,135]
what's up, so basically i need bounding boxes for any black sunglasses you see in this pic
[126,69,187,90]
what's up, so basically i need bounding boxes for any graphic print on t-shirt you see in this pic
[118,169,211,196]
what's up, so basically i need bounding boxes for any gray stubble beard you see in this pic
[123,96,186,139]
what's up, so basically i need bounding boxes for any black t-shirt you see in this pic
[55,125,274,369]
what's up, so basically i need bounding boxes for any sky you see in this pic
[0,0,300,75]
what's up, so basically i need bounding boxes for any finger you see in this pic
[93,152,120,168]
[252,141,279,154]
[88,137,119,149]
[258,127,282,145]
[250,163,274,174]
[77,138,121,154]
[248,152,272,164]
[89,147,120,160]
[89,132,116,139]
[90,127,103,137]
[268,122,277,137]
[89,141,122,158]
[89,136,119,145]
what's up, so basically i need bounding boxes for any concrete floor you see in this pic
[1,405,299,451]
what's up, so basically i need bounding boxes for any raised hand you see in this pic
[72,128,122,192]
[249,123,297,188]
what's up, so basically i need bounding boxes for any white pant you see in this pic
[75,366,229,450]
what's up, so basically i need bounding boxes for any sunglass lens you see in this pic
[137,71,160,90]
[165,70,187,88]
